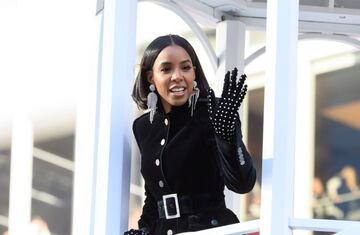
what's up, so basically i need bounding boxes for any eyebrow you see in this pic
[159,59,192,66]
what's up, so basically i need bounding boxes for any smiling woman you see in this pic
[148,45,197,113]
[126,34,256,235]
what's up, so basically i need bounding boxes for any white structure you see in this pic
[2,0,360,234]
[74,0,360,234]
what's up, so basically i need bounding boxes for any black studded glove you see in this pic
[207,67,247,143]
[123,229,149,235]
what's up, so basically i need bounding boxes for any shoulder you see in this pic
[133,111,150,129]
[132,111,151,141]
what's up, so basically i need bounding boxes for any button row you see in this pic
[158,118,168,189]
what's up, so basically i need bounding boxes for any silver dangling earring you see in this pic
[188,80,200,116]
[147,84,158,124]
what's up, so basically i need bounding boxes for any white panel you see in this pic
[8,113,33,235]
[91,0,137,234]
[260,0,299,234]
[72,1,102,234]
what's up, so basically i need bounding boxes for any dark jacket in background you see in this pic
[132,100,256,235]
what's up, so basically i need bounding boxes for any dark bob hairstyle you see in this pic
[132,34,210,110]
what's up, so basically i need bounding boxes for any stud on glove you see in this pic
[207,67,247,143]
[123,229,149,235]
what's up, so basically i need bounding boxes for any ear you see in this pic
[146,71,153,84]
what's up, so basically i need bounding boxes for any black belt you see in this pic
[157,193,224,219]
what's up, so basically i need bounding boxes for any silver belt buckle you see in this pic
[162,193,180,219]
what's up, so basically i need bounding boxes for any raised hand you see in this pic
[207,67,247,143]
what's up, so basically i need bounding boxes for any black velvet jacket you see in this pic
[132,100,256,235]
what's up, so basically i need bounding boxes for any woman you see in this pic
[125,34,256,235]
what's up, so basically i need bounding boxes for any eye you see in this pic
[160,66,172,73]
[182,65,192,71]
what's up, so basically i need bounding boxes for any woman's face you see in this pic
[150,45,196,113]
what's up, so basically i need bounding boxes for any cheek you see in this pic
[155,80,169,94]
[187,76,196,90]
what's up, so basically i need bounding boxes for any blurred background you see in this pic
[1,1,359,235]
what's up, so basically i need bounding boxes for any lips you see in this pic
[169,86,186,96]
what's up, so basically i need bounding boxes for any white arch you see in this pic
[138,0,218,72]
[245,33,360,66]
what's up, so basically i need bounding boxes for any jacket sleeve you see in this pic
[213,116,257,194]
[138,184,158,234]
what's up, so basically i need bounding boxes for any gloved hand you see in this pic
[123,229,149,235]
[207,67,247,143]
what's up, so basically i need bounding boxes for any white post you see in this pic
[91,0,137,234]
[260,0,299,234]
[8,112,33,235]
[215,20,246,96]
[293,52,314,235]
[215,20,246,215]
[71,4,102,235]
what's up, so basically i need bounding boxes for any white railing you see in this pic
[289,218,360,233]
[177,219,360,235]
[178,220,260,235]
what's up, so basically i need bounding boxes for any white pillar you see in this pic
[260,0,299,234]
[293,52,314,235]
[215,20,246,215]
[91,0,137,234]
[215,20,246,95]
[71,5,101,235]
[8,113,33,235]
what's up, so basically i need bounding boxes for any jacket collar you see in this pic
[155,98,208,118]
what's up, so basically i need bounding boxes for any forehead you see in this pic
[154,45,192,66]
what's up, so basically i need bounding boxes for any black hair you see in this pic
[132,34,210,110]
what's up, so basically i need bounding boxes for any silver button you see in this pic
[164,118,168,126]
[211,219,219,226]
[238,147,245,165]
[160,139,165,145]
[159,180,164,188]
[167,229,173,235]
[155,159,160,166]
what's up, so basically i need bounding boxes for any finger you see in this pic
[239,74,246,87]
[229,67,238,94]
[221,71,230,98]
[238,84,248,104]
[233,85,247,111]
[235,74,247,99]
[236,74,246,91]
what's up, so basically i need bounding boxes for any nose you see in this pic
[171,68,183,82]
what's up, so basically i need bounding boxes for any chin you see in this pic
[170,98,188,107]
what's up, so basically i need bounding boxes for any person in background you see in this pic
[124,34,256,235]
[312,177,343,220]
[327,165,360,220]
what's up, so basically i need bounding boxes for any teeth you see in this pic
[170,87,185,92]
